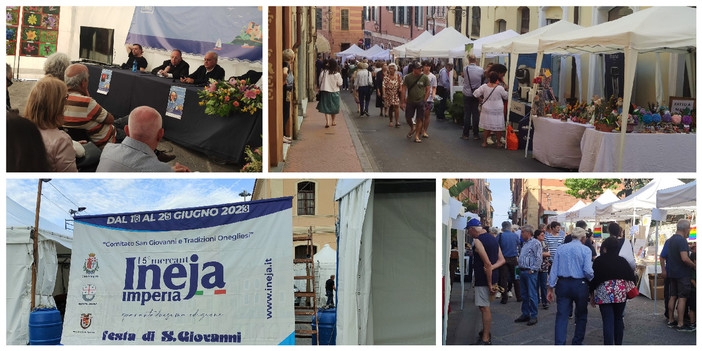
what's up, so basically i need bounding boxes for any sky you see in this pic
[488,178,512,226]
[6,178,256,234]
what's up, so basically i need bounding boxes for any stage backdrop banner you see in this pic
[125,7,262,62]
[62,197,294,345]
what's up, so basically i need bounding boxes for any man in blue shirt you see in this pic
[498,221,522,304]
[515,224,541,326]
[547,227,594,345]
[436,63,453,119]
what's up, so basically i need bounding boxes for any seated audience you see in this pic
[121,43,148,71]
[23,76,77,172]
[152,49,190,79]
[43,52,71,80]
[7,111,51,172]
[181,51,225,85]
[63,63,117,149]
[97,106,190,172]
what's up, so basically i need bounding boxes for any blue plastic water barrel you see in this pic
[311,308,336,345]
[29,307,62,345]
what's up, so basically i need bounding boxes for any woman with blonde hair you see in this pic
[23,76,77,172]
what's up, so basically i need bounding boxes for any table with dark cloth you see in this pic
[84,63,261,164]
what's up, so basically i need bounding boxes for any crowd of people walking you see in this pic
[314,55,513,147]
[466,218,696,345]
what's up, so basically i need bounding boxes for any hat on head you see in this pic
[410,61,422,70]
[466,218,481,228]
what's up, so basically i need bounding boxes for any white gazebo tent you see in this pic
[596,178,685,220]
[335,44,366,59]
[448,29,520,59]
[550,199,587,224]
[361,44,385,59]
[406,27,471,58]
[335,179,434,345]
[441,188,477,344]
[565,189,620,221]
[479,21,584,150]
[369,49,391,61]
[537,7,696,170]
[313,244,337,306]
[649,180,696,307]
[392,31,433,58]
[6,197,73,345]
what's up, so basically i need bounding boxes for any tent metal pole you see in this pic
[31,179,44,311]
[654,220,659,315]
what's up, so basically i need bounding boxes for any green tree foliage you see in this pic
[564,179,621,201]
[448,180,474,198]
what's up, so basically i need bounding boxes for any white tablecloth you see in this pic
[532,117,594,169]
[638,264,663,299]
[579,129,696,172]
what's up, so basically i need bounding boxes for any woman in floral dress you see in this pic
[589,237,636,345]
[382,63,402,127]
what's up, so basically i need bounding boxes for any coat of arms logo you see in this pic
[80,313,92,329]
[83,253,99,274]
[81,284,96,302]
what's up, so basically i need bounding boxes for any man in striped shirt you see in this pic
[63,64,116,149]
[543,221,565,266]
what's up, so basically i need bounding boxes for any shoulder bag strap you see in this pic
[480,86,497,106]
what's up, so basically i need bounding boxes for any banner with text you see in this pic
[62,197,294,345]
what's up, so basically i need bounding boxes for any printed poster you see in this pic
[62,197,295,345]
[19,6,60,57]
[96,69,112,95]
[6,6,21,56]
[165,86,186,119]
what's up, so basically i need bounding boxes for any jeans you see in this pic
[519,270,538,319]
[554,278,589,345]
[463,95,480,137]
[358,86,372,114]
[538,271,548,305]
[326,291,334,306]
[500,257,521,300]
[599,302,626,345]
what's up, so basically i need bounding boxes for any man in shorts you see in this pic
[400,61,430,143]
[468,218,505,344]
[666,219,696,331]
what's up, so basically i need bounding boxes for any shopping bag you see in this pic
[506,125,519,150]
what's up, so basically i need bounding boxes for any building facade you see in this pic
[362,6,447,50]
[443,179,494,227]
[511,179,582,227]
[252,179,338,257]
[315,6,365,56]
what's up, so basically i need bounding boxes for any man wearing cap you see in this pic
[400,61,431,143]
[468,218,505,345]
[515,224,541,326]
[547,227,594,344]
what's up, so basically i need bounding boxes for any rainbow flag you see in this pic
[593,226,602,238]
[689,225,696,241]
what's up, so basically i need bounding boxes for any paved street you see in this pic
[339,90,565,172]
[445,280,696,345]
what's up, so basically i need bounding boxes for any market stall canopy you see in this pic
[335,44,366,57]
[536,6,696,171]
[482,21,583,55]
[6,196,72,248]
[565,189,620,221]
[406,27,470,58]
[539,7,695,55]
[555,200,588,222]
[596,178,685,219]
[316,35,331,53]
[369,49,391,61]
[361,44,384,58]
[656,180,696,210]
[392,31,433,58]
[449,30,520,58]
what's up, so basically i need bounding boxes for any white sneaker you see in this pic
[508,291,513,298]
[495,292,502,299]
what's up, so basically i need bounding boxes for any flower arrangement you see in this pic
[198,78,262,117]
[241,145,262,172]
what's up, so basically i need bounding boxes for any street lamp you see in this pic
[239,190,252,202]
[69,207,87,217]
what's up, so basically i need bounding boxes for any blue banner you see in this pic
[125,7,262,62]
[75,197,292,232]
